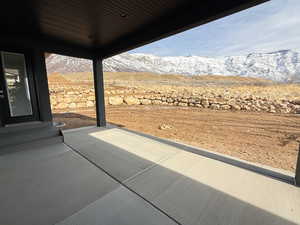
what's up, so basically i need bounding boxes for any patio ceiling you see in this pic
[0,0,268,59]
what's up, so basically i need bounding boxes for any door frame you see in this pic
[0,48,40,125]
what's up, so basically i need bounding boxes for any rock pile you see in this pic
[49,86,300,114]
[107,94,300,114]
[50,87,96,110]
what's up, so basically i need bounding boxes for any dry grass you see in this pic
[47,73,69,83]
[49,72,272,84]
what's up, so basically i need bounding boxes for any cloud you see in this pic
[130,0,300,57]
[218,0,300,55]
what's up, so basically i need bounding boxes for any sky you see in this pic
[129,0,300,57]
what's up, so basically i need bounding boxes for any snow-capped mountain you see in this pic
[46,50,300,82]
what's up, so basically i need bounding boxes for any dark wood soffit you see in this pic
[99,0,269,59]
[0,35,95,60]
[0,0,269,60]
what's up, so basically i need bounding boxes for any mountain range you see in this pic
[46,50,300,82]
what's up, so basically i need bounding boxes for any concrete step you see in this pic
[0,136,64,155]
[0,122,62,149]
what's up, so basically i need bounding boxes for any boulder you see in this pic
[152,100,162,105]
[77,102,86,108]
[87,101,95,107]
[51,99,57,105]
[56,102,68,109]
[201,99,210,108]
[227,99,236,105]
[181,98,188,103]
[87,95,95,101]
[241,105,251,111]
[63,97,73,103]
[269,105,276,113]
[230,104,241,111]
[210,104,220,110]
[140,99,152,105]
[109,96,123,105]
[178,102,188,107]
[294,106,300,114]
[167,98,174,103]
[69,103,77,108]
[220,105,231,110]
[124,96,140,105]
[159,124,173,130]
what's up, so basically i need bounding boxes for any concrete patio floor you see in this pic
[1,126,299,225]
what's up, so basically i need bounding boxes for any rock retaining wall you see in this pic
[49,86,300,114]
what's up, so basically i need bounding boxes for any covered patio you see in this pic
[1,125,299,225]
[0,0,299,224]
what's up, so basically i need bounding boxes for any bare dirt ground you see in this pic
[53,105,300,172]
[50,72,300,172]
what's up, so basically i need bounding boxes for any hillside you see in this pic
[48,72,273,87]
[46,50,300,82]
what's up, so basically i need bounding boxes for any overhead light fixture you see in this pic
[120,12,128,18]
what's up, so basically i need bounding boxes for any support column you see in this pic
[93,58,106,127]
[295,145,300,186]
[0,101,3,127]
[32,49,52,122]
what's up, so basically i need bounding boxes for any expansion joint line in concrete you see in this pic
[122,152,182,184]
[63,142,183,225]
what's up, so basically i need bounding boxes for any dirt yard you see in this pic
[53,105,300,172]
